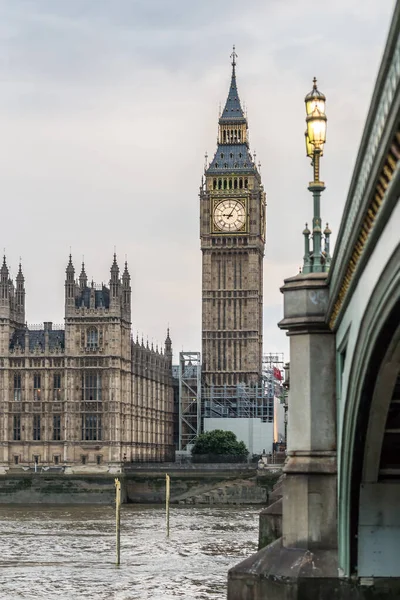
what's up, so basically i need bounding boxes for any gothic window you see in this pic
[13,415,21,441]
[213,179,217,190]
[33,415,41,441]
[86,327,98,349]
[229,179,232,189]
[244,178,248,188]
[53,373,61,401]
[234,179,238,189]
[220,153,224,158]
[82,371,102,402]
[33,374,41,401]
[223,179,227,190]
[238,131,241,141]
[230,153,233,159]
[53,415,61,441]
[81,415,102,441]
[239,152,242,158]
[239,178,243,189]
[224,163,228,168]
[14,373,21,401]
[218,179,222,190]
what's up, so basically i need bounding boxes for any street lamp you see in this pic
[302,78,331,273]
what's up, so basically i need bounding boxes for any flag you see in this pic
[273,366,282,381]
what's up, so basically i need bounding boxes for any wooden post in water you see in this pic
[166,473,170,537]
[115,478,121,565]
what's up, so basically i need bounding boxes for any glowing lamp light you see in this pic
[304,78,327,153]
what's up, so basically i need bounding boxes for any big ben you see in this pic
[200,49,266,388]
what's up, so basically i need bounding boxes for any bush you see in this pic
[191,429,248,457]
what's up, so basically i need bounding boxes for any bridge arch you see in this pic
[339,244,400,577]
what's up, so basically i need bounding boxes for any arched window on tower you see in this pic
[244,178,248,189]
[229,179,232,189]
[234,179,238,189]
[239,178,243,189]
[218,179,222,190]
[223,179,227,190]
[213,179,217,190]
[87,327,98,350]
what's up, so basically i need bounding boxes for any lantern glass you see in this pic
[306,97,325,116]
[307,111,327,147]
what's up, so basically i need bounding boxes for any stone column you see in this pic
[279,272,337,550]
[228,272,339,600]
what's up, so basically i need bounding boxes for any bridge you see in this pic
[229,2,400,599]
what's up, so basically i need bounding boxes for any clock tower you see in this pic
[200,49,266,388]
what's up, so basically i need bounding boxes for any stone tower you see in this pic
[0,257,25,355]
[200,49,266,387]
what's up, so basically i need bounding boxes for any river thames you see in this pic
[0,504,259,600]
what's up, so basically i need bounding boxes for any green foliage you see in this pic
[191,429,248,456]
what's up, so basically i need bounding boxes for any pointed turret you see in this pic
[110,253,120,301]
[65,254,75,306]
[79,262,88,289]
[122,260,131,316]
[1,256,9,284]
[0,256,9,304]
[164,328,172,366]
[15,262,25,320]
[219,46,245,123]
[206,47,257,177]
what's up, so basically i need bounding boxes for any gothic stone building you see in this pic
[0,254,174,471]
[200,51,266,388]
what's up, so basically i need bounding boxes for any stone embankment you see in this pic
[0,463,282,505]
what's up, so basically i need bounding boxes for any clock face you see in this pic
[213,199,246,232]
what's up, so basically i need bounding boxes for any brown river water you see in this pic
[0,505,259,600]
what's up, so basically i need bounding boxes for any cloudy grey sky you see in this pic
[0,0,395,360]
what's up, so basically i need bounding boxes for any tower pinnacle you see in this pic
[230,45,237,70]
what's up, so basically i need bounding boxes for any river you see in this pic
[0,505,259,600]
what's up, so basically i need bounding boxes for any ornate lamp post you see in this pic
[302,78,331,273]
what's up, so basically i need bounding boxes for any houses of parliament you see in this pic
[0,50,265,471]
[0,254,174,471]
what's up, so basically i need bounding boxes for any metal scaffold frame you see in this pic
[178,351,201,451]
[201,353,285,423]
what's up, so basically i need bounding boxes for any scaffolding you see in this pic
[178,352,201,451]
[201,353,285,423]
[178,351,285,451]
[202,383,271,420]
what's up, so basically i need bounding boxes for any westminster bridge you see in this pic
[229,2,400,599]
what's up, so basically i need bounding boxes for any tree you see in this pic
[191,429,248,457]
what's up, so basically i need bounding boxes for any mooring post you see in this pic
[115,477,121,565]
[166,473,170,537]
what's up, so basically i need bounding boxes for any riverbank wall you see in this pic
[0,464,281,505]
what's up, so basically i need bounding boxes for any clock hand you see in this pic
[227,203,238,218]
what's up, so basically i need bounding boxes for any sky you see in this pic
[0,0,395,361]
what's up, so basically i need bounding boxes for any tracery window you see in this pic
[81,415,102,441]
[53,373,61,401]
[53,415,61,441]
[13,415,21,441]
[82,371,102,402]
[33,415,41,441]
[14,373,21,401]
[33,374,41,401]
[86,327,98,349]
